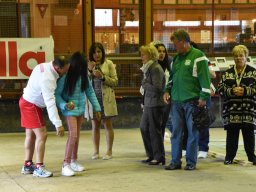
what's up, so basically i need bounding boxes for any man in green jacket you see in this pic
[163,29,211,171]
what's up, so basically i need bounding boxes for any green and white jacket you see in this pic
[165,47,211,102]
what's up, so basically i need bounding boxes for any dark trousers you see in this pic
[140,106,165,161]
[161,103,171,138]
[198,128,209,151]
[225,124,256,162]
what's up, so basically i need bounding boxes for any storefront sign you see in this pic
[0,36,54,79]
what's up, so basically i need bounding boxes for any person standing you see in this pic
[140,44,166,165]
[55,52,101,176]
[182,41,216,159]
[151,41,173,138]
[218,45,256,165]
[163,29,211,171]
[87,42,118,160]
[197,63,216,158]
[19,56,70,178]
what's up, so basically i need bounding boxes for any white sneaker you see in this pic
[182,150,186,157]
[62,164,75,177]
[164,132,170,142]
[91,154,99,160]
[102,155,112,160]
[70,161,85,172]
[33,165,53,178]
[198,151,208,159]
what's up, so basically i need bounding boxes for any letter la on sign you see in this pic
[0,37,54,79]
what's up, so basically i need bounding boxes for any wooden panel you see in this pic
[31,4,51,37]
[220,0,233,3]
[153,9,166,21]
[193,0,205,4]
[52,7,83,54]
[235,0,247,2]
[178,0,191,4]
[153,0,163,3]
[164,0,176,4]
[206,0,219,3]
[120,0,133,4]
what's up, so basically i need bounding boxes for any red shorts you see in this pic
[19,97,45,129]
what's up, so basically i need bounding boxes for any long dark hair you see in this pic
[154,43,170,71]
[89,42,105,64]
[64,51,89,96]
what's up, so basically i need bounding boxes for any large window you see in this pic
[153,4,214,53]
[94,0,140,54]
[153,1,256,55]
[213,5,256,54]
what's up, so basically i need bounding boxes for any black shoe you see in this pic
[141,158,153,164]
[184,164,196,170]
[248,157,256,165]
[148,158,166,166]
[224,160,233,165]
[165,163,181,170]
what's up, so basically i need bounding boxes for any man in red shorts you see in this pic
[19,56,70,178]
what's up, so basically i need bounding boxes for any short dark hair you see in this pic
[170,29,191,43]
[53,55,69,68]
[89,42,105,64]
[190,41,198,49]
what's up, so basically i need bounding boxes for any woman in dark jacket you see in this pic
[152,42,173,138]
[139,44,166,165]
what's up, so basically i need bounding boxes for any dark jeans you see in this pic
[166,108,174,133]
[182,128,210,152]
[198,128,209,151]
[182,98,212,152]
[171,101,199,166]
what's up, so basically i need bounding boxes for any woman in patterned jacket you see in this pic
[218,45,256,165]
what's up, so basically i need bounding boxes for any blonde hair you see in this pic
[139,44,159,61]
[232,45,249,58]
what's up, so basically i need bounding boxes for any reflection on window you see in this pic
[95,9,113,26]
[163,21,201,27]
[125,21,139,27]
[204,20,240,26]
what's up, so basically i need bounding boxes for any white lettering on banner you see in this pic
[0,36,54,79]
